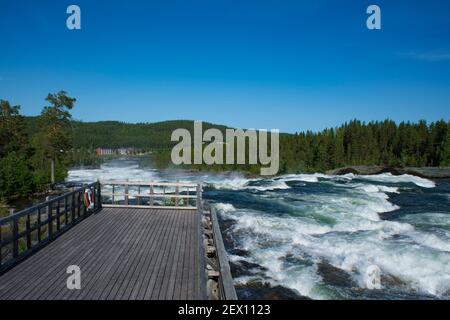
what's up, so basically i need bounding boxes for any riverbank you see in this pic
[326,165,450,179]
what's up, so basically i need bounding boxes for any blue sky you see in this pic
[0,0,449,133]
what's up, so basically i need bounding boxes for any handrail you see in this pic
[0,183,99,224]
[100,180,201,209]
[101,180,198,187]
[0,181,102,274]
[210,206,238,300]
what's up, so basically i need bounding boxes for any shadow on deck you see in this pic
[0,207,206,300]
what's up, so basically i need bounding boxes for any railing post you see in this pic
[97,180,102,210]
[124,184,129,206]
[77,191,81,219]
[26,214,31,250]
[56,200,61,232]
[196,184,202,211]
[186,187,190,207]
[137,185,141,206]
[150,185,154,206]
[71,192,76,222]
[175,185,179,207]
[37,208,42,242]
[47,197,53,239]
[12,219,19,259]
[64,196,69,225]
[0,223,2,266]
[112,184,115,204]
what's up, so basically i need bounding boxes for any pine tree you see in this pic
[38,91,76,186]
[440,121,450,166]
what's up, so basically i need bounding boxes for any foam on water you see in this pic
[275,172,436,189]
[356,184,400,194]
[278,173,327,183]
[215,175,450,298]
[68,160,159,183]
[206,176,252,190]
[215,203,236,213]
[245,181,291,191]
[358,173,436,188]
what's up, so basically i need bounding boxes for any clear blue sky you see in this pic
[0,0,449,133]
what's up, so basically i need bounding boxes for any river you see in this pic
[67,158,450,300]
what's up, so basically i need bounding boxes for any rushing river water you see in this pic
[68,158,450,300]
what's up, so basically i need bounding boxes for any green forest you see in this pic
[149,119,450,174]
[1,92,450,204]
[0,92,77,204]
[23,116,450,173]
[279,119,450,173]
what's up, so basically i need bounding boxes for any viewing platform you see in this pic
[0,181,236,300]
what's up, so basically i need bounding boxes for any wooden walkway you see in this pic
[0,207,206,300]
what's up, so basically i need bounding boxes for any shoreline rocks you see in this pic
[326,165,450,179]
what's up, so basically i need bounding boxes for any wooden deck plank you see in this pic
[141,207,180,300]
[164,209,188,300]
[0,207,203,300]
[120,209,168,300]
[152,210,183,300]
[176,209,190,300]
[40,209,139,299]
[104,209,163,300]
[66,208,149,300]
[127,210,172,300]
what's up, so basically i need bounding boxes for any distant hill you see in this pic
[24,118,231,150]
[24,117,450,173]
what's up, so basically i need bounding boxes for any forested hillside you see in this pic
[24,118,229,149]
[25,116,450,173]
[279,119,450,173]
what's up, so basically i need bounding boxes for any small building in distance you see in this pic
[95,148,114,156]
[95,147,141,156]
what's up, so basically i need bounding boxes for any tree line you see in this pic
[279,119,450,173]
[149,119,450,175]
[0,92,76,201]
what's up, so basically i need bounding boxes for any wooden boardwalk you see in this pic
[0,207,206,300]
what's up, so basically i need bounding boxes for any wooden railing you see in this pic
[205,206,237,300]
[0,182,101,274]
[100,180,202,210]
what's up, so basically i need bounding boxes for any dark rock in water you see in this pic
[326,165,450,179]
[230,260,268,278]
[349,286,437,300]
[381,273,409,289]
[218,217,235,232]
[326,165,385,176]
[403,167,450,179]
[228,248,250,257]
[236,280,310,300]
[317,261,357,287]
[330,167,360,175]
[218,218,238,249]
[280,253,314,267]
